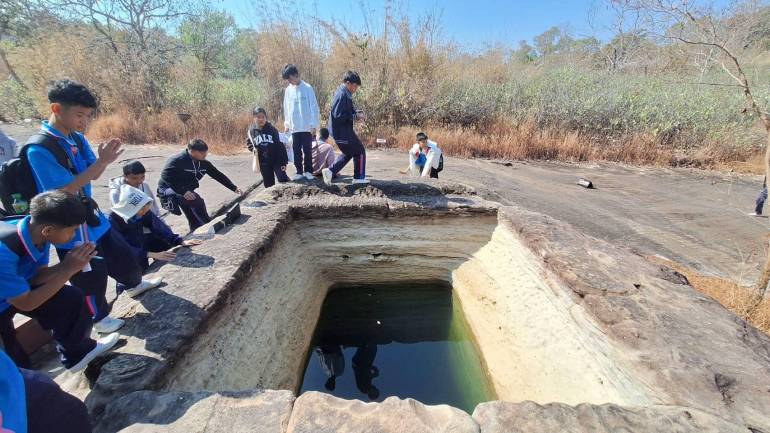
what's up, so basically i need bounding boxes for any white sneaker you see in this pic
[67,332,120,373]
[748,212,767,217]
[291,174,305,181]
[304,172,315,180]
[124,277,163,298]
[322,168,333,186]
[94,316,125,334]
[353,178,371,184]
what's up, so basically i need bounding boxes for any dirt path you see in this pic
[4,123,767,283]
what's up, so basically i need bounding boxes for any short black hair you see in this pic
[188,138,209,152]
[252,106,267,117]
[122,161,146,176]
[319,127,330,140]
[416,132,428,141]
[30,190,87,228]
[342,70,361,85]
[282,64,299,80]
[47,79,98,109]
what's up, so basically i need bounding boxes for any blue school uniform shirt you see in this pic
[0,351,26,433]
[0,216,50,313]
[26,122,110,249]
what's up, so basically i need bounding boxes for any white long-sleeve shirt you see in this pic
[283,80,320,133]
[408,140,442,177]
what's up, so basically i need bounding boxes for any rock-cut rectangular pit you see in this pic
[162,212,654,407]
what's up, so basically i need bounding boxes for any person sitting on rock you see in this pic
[247,107,290,188]
[400,132,443,179]
[312,128,337,176]
[109,161,160,216]
[0,190,119,372]
[109,185,201,273]
[157,138,242,232]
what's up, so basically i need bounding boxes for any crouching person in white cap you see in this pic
[109,185,201,275]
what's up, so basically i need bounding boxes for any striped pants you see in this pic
[330,133,366,180]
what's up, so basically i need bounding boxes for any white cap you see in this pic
[112,184,152,220]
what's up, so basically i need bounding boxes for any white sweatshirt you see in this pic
[283,80,320,133]
[408,141,443,177]
[109,177,160,216]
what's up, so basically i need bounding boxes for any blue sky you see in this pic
[216,0,622,49]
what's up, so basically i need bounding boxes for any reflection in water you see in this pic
[300,284,495,413]
[315,345,345,391]
[352,342,379,400]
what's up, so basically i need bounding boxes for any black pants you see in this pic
[292,131,314,174]
[0,285,96,369]
[260,160,290,188]
[180,194,210,232]
[22,367,92,433]
[330,132,366,179]
[418,165,440,179]
[57,227,142,322]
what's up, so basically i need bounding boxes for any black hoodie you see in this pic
[157,150,237,195]
[247,121,289,168]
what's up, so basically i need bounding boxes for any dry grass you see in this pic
[648,256,770,335]
[367,119,679,166]
[89,109,251,154]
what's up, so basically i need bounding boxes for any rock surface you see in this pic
[95,390,294,433]
[40,181,770,433]
[285,392,479,433]
[472,401,746,433]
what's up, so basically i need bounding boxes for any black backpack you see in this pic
[0,133,84,215]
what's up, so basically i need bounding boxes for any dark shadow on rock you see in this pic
[119,289,206,356]
[93,389,210,433]
[265,179,476,209]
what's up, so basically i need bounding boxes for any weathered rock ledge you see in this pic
[49,180,770,433]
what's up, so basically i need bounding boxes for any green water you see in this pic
[299,283,495,413]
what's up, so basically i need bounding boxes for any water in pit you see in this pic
[299,284,495,413]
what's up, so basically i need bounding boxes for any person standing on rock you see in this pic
[247,106,290,188]
[282,64,320,182]
[322,71,369,186]
[26,79,161,334]
[157,138,243,232]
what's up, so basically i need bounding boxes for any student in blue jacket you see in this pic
[109,185,202,272]
[321,71,369,186]
[0,191,119,372]
[25,79,161,334]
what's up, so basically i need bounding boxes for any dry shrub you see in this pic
[88,109,250,154]
[648,256,770,335]
[366,119,675,165]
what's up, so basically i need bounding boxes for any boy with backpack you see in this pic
[322,71,369,186]
[17,79,162,334]
[157,138,242,232]
[0,190,119,372]
[282,64,320,181]
[247,107,290,188]
[109,185,201,272]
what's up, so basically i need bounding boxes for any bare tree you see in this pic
[630,0,770,297]
[43,0,194,110]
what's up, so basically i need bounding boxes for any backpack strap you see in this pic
[0,219,24,257]
[22,132,79,175]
